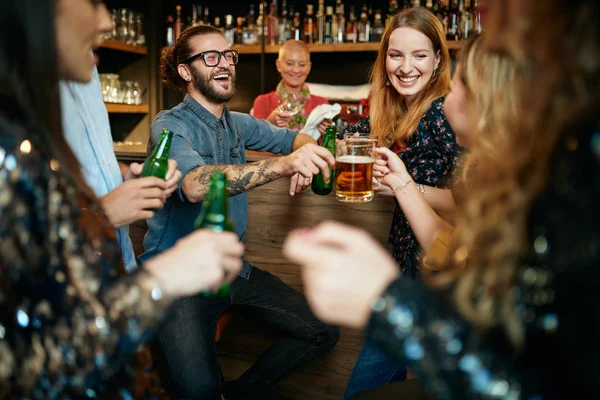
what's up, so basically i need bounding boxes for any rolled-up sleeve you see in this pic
[232,112,298,155]
[150,113,207,202]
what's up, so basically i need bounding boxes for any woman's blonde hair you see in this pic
[369,7,451,148]
[456,35,525,182]
[431,0,600,348]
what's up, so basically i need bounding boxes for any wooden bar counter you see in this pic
[128,151,397,399]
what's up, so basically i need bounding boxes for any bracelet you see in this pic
[416,183,426,196]
[392,178,413,194]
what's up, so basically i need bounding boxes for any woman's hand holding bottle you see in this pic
[144,230,244,298]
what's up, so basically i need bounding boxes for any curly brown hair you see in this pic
[432,0,600,348]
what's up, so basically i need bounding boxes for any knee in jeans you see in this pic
[174,371,221,400]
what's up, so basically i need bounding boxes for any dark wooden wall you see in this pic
[129,157,397,399]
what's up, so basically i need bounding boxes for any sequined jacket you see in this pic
[368,124,600,398]
[343,97,461,279]
[0,118,170,399]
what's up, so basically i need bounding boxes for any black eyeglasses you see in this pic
[181,50,239,67]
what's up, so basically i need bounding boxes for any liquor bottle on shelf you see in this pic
[166,15,174,47]
[425,0,434,10]
[336,1,346,44]
[446,0,460,41]
[257,1,267,45]
[224,15,235,46]
[214,16,223,33]
[387,0,398,25]
[303,4,316,44]
[371,10,384,42]
[291,11,302,41]
[358,9,370,42]
[243,5,257,45]
[346,6,358,43]
[473,0,483,33]
[267,0,278,45]
[432,0,441,18]
[438,0,449,34]
[202,6,211,26]
[174,5,183,42]
[194,172,234,297]
[331,5,339,44]
[278,0,292,44]
[360,4,371,40]
[462,0,475,39]
[317,0,326,44]
[413,0,422,7]
[235,16,245,45]
[325,6,334,44]
[191,4,198,27]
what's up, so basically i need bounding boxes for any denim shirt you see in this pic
[60,69,137,272]
[140,94,299,278]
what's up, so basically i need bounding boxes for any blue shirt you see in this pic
[140,94,299,278]
[60,69,137,272]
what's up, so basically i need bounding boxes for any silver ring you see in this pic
[374,179,381,187]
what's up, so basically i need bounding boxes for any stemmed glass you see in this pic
[278,93,301,116]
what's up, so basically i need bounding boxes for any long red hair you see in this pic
[369,7,451,147]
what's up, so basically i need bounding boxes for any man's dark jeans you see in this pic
[158,266,340,400]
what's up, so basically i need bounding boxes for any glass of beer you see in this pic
[335,138,377,203]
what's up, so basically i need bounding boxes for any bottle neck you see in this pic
[206,179,229,217]
[153,131,173,159]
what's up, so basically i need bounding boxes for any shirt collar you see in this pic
[183,94,230,129]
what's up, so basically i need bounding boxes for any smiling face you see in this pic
[386,27,440,106]
[276,44,311,92]
[180,34,237,104]
[55,0,112,82]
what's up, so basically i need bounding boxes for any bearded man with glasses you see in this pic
[140,25,339,400]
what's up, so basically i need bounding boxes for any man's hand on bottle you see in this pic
[276,143,335,196]
[124,159,182,198]
[145,230,245,298]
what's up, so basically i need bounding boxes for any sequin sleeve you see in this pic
[367,128,600,398]
[0,129,172,397]
[368,279,526,399]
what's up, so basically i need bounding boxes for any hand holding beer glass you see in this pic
[335,136,377,203]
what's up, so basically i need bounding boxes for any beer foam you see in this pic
[336,155,374,163]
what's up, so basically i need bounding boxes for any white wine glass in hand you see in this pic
[278,95,301,116]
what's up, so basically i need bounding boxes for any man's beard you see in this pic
[191,66,236,103]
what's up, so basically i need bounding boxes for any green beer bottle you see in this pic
[311,124,336,195]
[141,129,173,179]
[194,172,234,297]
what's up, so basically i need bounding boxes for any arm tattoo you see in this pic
[192,158,281,199]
